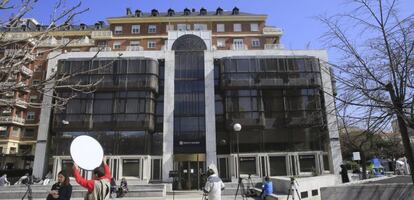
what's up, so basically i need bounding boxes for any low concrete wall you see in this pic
[321,184,414,200]
[271,175,339,199]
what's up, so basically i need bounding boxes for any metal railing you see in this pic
[231,44,248,50]
[89,47,112,52]
[126,46,144,51]
[91,30,113,39]
[0,116,25,125]
[4,49,36,60]
[264,44,284,50]
[20,65,33,77]
[263,27,283,35]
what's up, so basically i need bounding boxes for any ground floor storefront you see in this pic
[52,150,330,190]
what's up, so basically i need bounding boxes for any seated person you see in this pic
[117,178,128,198]
[47,171,72,200]
[261,176,273,200]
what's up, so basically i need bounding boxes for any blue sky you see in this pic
[14,0,414,62]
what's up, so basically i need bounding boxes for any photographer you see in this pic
[203,167,225,200]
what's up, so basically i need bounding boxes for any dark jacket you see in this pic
[47,182,72,200]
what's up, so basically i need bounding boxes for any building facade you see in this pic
[3,7,342,189]
[0,19,42,170]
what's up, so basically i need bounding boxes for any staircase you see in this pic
[0,183,166,199]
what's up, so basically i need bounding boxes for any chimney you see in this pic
[216,7,223,15]
[200,8,207,16]
[151,9,159,16]
[232,7,240,15]
[126,8,132,16]
[183,8,191,16]
[135,9,142,17]
[167,8,175,16]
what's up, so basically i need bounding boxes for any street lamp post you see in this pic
[233,123,242,200]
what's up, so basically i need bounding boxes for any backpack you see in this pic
[85,179,110,200]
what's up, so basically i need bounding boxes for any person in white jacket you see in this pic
[203,168,225,200]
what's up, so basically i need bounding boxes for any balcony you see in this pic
[15,99,28,109]
[20,66,33,77]
[263,27,283,36]
[2,32,33,41]
[91,30,113,39]
[89,47,112,52]
[264,44,284,50]
[126,46,144,51]
[0,116,25,126]
[39,38,95,47]
[231,44,248,50]
[16,82,30,93]
[4,49,36,60]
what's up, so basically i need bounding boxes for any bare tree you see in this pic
[0,0,115,110]
[321,0,414,182]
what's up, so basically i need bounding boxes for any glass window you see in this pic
[0,126,7,137]
[23,128,35,137]
[123,159,140,177]
[234,23,242,32]
[217,24,225,32]
[151,159,161,180]
[148,25,157,33]
[194,24,207,31]
[217,39,226,48]
[269,156,287,176]
[299,155,316,173]
[113,41,121,49]
[251,38,260,47]
[131,25,140,34]
[250,23,259,32]
[166,24,174,31]
[27,112,35,120]
[148,40,156,48]
[11,127,20,137]
[233,39,244,49]
[177,24,190,31]
[130,41,140,47]
[114,26,123,34]
[239,157,256,175]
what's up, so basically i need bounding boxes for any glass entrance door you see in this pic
[175,161,205,190]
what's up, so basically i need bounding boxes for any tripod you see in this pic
[286,177,301,200]
[21,183,33,200]
[234,177,246,200]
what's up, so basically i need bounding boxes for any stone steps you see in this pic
[0,184,166,199]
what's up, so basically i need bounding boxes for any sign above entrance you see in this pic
[179,141,201,146]
[169,170,179,178]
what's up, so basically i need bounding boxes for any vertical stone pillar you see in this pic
[162,51,175,182]
[204,51,217,167]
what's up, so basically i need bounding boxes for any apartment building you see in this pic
[2,7,342,189]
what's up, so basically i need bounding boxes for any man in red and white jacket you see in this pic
[73,158,112,199]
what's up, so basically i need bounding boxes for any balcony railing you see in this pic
[4,49,36,60]
[15,99,28,109]
[20,66,33,77]
[0,116,25,125]
[264,44,284,50]
[2,32,32,41]
[231,44,248,50]
[263,27,283,35]
[39,38,95,47]
[126,46,144,51]
[91,30,113,39]
[89,47,112,52]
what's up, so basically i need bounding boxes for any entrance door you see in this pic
[175,161,205,190]
[173,154,206,190]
